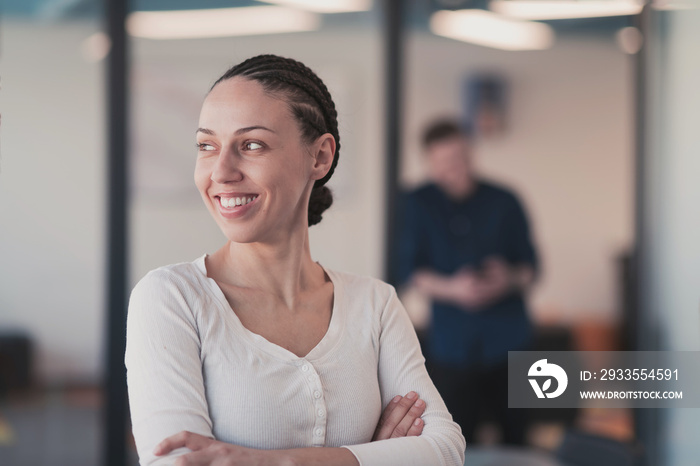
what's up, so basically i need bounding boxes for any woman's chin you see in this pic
[214,210,307,245]
[220,227,261,245]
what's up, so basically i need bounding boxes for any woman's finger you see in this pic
[406,416,425,437]
[390,397,426,438]
[372,395,403,440]
[154,431,213,456]
[373,392,423,441]
[174,449,215,466]
[173,442,253,466]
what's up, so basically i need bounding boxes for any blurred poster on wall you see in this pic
[464,74,508,137]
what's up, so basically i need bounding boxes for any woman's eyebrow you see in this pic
[195,126,276,136]
[234,125,276,135]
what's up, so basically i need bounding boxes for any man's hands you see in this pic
[411,257,534,311]
[455,257,514,308]
[372,391,425,441]
[153,393,426,465]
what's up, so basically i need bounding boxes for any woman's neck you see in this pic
[212,227,323,310]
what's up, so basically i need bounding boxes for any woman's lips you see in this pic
[216,194,259,218]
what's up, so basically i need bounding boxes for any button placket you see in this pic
[299,360,327,446]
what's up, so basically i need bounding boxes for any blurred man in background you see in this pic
[397,119,538,445]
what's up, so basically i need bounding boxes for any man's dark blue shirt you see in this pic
[397,180,538,369]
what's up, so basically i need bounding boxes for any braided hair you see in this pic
[211,55,339,226]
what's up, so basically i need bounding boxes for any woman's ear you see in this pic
[310,133,336,181]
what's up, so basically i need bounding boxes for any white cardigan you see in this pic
[125,255,465,466]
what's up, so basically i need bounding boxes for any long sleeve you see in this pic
[504,194,538,271]
[125,269,214,465]
[395,191,427,287]
[343,287,466,466]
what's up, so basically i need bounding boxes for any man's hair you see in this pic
[422,119,472,149]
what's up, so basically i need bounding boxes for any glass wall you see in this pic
[0,1,108,464]
[398,0,639,462]
[641,5,700,466]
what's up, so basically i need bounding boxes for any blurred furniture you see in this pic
[617,252,637,351]
[0,333,32,395]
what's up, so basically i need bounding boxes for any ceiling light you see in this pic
[82,32,111,63]
[490,0,643,20]
[430,9,555,51]
[652,0,698,10]
[256,0,373,13]
[616,26,643,54]
[127,6,320,40]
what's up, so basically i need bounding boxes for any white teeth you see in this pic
[220,195,257,208]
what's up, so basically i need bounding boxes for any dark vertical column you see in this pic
[383,0,405,285]
[633,5,661,466]
[104,0,130,464]
[633,6,652,352]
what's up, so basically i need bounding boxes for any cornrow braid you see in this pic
[211,55,340,226]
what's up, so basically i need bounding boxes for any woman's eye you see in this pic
[243,141,263,151]
[196,143,215,151]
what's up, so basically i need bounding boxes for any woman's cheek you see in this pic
[194,161,212,187]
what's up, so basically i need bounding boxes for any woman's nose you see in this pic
[211,151,244,184]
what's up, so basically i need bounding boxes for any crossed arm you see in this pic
[153,392,427,465]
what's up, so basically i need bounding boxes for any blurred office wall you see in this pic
[402,32,634,325]
[0,20,106,384]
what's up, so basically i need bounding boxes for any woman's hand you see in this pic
[372,391,426,441]
[154,431,359,465]
[154,431,287,465]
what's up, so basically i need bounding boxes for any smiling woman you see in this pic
[193,74,334,244]
[125,54,465,466]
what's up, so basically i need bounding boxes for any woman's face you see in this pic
[194,77,333,244]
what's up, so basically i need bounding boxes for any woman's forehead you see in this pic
[199,78,292,131]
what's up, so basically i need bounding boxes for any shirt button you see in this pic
[302,365,310,372]
[308,375,315,382]
[318,409,325,418]
[314,390,322,399]
[315,428,323,436]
